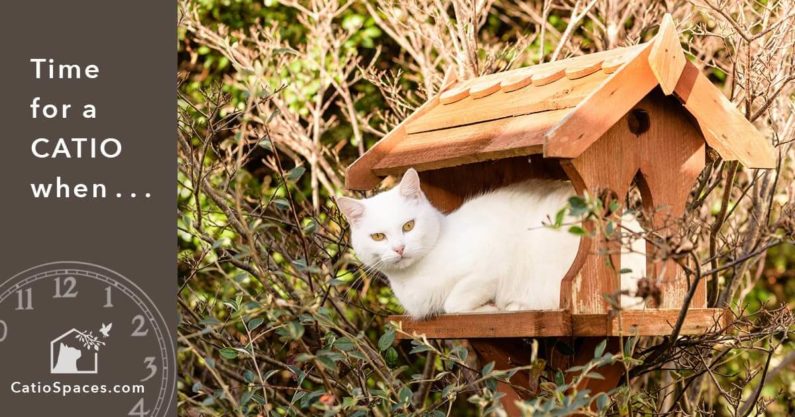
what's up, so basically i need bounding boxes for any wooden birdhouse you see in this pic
[344,14,775,413]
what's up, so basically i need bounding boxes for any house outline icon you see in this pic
[50,328,99,374]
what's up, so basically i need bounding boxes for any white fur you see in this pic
[338,169,645,318]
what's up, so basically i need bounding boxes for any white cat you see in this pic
[338,169,645,319]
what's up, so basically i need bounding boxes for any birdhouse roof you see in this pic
[346,14,776,190]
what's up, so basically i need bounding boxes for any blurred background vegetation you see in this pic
[177,0,794,415]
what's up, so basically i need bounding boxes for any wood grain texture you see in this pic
[560,107,642,314]
[390,308,727,338]
[561,93,707,313]
[634,93,707,308]
[371,109,569,175]
[572,308,728,336]
[416,156,567,213]
[440,84,471,104]
[393,310,572,338]
[544,41,657,158]
[565,60,603,79]
[406,73,605,134]
[470,340,533,416]
[648,13,686,95]
[500,72,534,92]
[674,61,776,169]
[602,57,625,74]
[470,78,502,99]
[532,68,566,85]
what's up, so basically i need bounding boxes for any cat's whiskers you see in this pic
[341,259,387,303]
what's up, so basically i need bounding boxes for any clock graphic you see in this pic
[0,261,175,417]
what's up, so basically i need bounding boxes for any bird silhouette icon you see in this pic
[100,323,112,338]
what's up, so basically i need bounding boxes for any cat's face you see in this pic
[338,169,441,272]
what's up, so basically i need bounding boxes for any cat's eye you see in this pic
[370,233,386,241]
[402,220,415,232]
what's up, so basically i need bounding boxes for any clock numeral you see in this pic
[54,276,78,298]
[16,288,33,310]
[129,398,149,417]
[131,315,149,337]
[104,286,114,308]
[0,320,7,342]
[141,357,157,382]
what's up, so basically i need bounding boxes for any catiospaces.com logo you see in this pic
[10,381,144,397]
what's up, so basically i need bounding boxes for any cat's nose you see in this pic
[392,245,405,256]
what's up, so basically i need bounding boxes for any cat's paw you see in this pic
[504,302,531,312]
[471,304,499,313]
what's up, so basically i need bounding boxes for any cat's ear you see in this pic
[399,168,422,199]
[336,196,365,224]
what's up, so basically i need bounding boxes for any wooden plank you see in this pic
[417,156,567,213]
[391,310,572,339]
[390,308,727,339]
[573,308,728,336]
[674,61,775,169]
[648,13,686,95]
[470,340,534,416]
[406,73,605,134]
[371,109,569,175]
[544,41,656,159]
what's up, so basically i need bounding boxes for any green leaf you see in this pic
[334,337,355,351]
[219,347,238,360]
[247,317,264,331]
[596,393,609,410]
[555,370,565,386]
[609,199,620,214]
[285,166,306,182]
[398,386,413,405]
[624,336,636,356]
[594,339,607,358]
[273,198,290,209]
[481,361,495,376]
[568,225,586,236]
[385,347,399,366]
[409,343,431,354]
[240,390,254,406]
[378,328,395,351]
[554,208,566,228]
[243,370,256,383]
[568,195,588,216]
